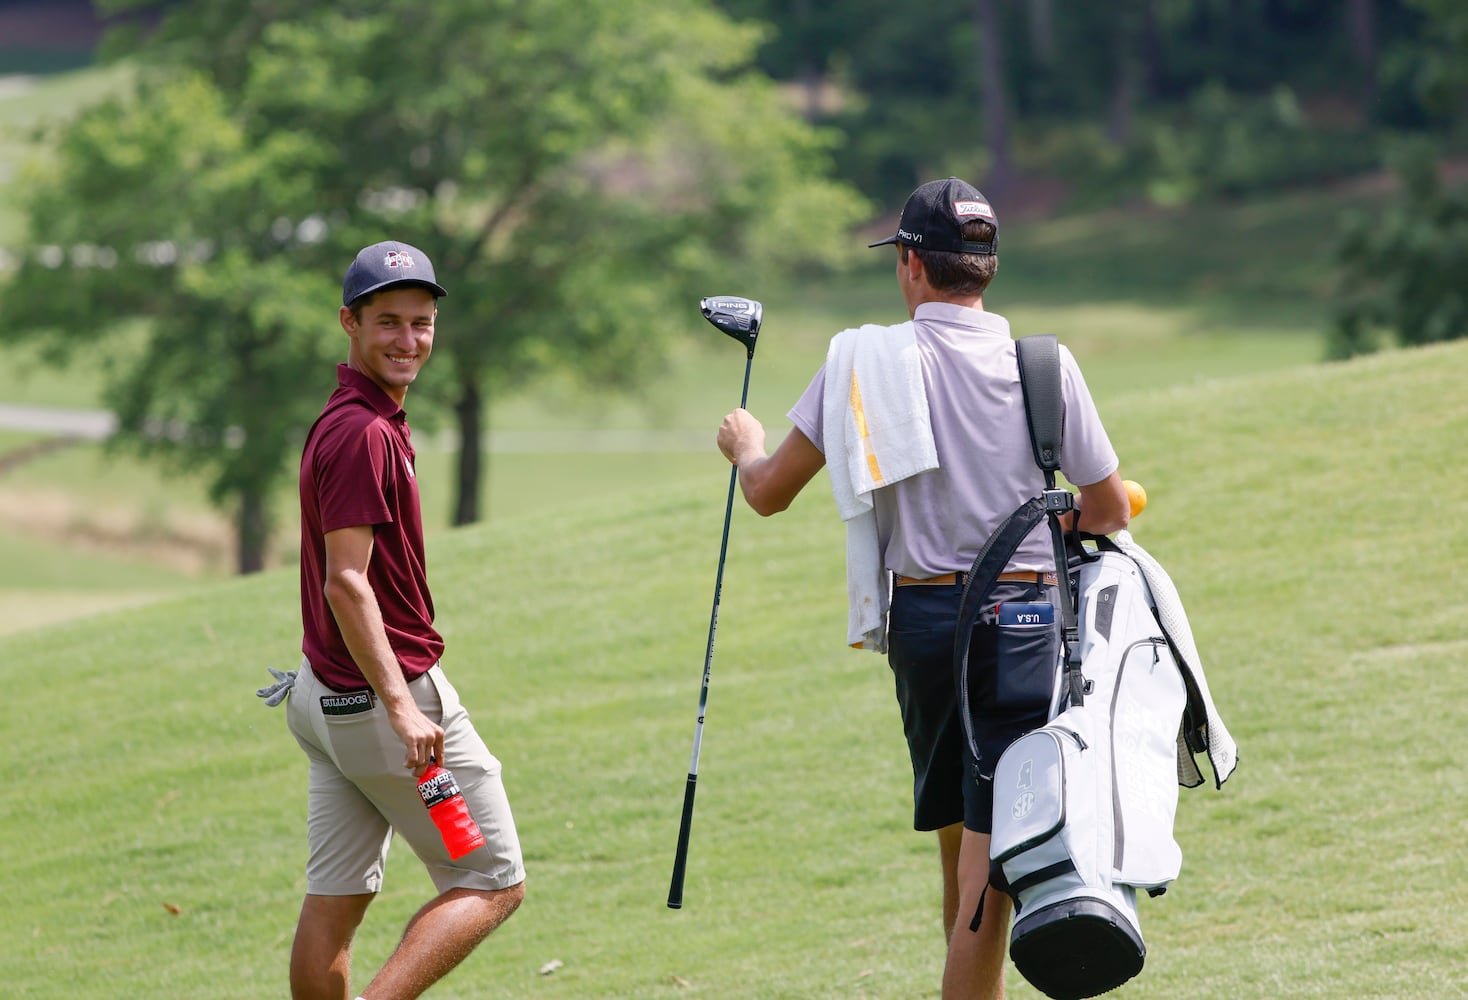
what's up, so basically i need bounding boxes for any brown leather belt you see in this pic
[893,570,1057,587]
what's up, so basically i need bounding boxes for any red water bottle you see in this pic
[416,757,486,860]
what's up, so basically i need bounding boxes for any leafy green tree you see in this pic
[1330,142,1468,358]
[98,0,866,528]
[1330,1,1468,358]
[1391,0,1468,112]
[2,73,340,572]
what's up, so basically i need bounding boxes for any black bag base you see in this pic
[1010,897,1146,1000]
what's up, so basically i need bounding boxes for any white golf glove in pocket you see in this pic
[255,665,298,707]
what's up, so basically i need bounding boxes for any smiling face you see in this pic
[340,286,438,405]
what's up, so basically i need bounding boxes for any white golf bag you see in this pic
[953,335,1237,999]
[988,544,1187,1000]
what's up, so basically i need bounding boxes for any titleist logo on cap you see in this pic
[953,200,994,218]
[867,178,998,255]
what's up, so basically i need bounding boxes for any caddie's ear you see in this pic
[902,246,929,286]
[339,305,358,335]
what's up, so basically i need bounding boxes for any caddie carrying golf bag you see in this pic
[953,335,1238,1000]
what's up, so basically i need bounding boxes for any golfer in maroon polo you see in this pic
[260,240,524,1000]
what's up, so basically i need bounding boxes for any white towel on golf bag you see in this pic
[821,322,938,651]
[1111,529,1240,788]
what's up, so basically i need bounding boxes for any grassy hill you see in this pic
[2,339,1463,998]
[0,94,1351,635]
[2,64,1377,638]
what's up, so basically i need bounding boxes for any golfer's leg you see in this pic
[361,882,525,1000]
[941,828,1011,1000]
[938,822,964,942]
[290,892,375,1000]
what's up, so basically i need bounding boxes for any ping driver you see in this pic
[700,296,762,357]
[667,295,764,910]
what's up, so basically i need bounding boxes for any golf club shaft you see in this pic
[668,353,753,909]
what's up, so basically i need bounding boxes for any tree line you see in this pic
[715,0,1447,205]
[3,0,1464,572]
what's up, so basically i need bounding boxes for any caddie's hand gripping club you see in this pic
[667,295,762,910]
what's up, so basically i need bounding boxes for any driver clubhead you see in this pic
[700,296,762,354]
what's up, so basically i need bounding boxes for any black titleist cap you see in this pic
[868,177,998,255]
[342,240,448,306]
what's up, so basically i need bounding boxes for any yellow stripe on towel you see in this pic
[849,371,884,485]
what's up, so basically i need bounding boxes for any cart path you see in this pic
[0,401,714,458]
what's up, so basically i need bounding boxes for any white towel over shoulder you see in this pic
[822,323,939,651]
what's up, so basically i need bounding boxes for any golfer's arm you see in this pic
[735,427,826,516]
[1073,471,1130,535]
[322,525,415,708]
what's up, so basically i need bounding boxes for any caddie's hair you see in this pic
[901,219,999,295]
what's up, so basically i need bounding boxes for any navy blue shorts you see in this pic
[887,579,1059,833]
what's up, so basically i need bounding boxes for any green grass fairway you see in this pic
[0,191,1334,620]
[2,66,1348,611]
[2,340,1464,997]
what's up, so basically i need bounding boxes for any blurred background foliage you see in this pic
[1,0,1466,573]
[715,0,1457,203]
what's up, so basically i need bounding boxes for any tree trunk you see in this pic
[798,64,824,122]
[1027,0,1056,66]
[973,0,1012,198]
[453,377,484,526]
[237,486,269,575]
[1139,0,1162,101]
[1106,1,1144,146]
[793,0,824,121]
[1345,0,1378,121]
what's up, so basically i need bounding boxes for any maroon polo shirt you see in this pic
[299,364,443,691]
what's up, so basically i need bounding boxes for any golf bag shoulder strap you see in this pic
[952,494,1048,781]
[955,334,1069,637]
[954,334,1086,779]
[954,495,1049,656]
[1014,334,1081,698]
[1015,335,1063,475]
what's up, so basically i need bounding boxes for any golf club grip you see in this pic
[667,773,698,908]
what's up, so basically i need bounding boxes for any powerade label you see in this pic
[998,602,1055,627]
[417,771,462,808]
[320,690,375,715]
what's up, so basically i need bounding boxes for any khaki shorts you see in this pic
[286,660,525,896]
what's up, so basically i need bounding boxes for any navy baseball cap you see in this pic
[342,240,448,306]
[868,177,998,255]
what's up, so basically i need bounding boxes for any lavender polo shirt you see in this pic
[299,364,443,692]
[787,303,1118,579]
